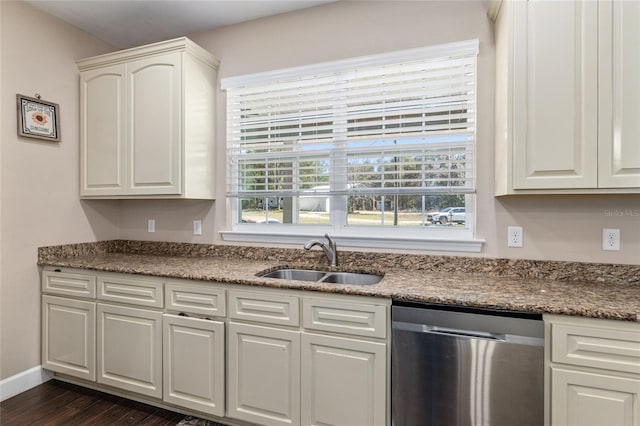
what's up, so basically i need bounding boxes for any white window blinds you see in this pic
[224,40,478,199]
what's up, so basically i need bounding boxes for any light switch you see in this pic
[193,220,202,236]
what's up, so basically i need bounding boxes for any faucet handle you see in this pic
[324,233,336,250]
[324,234,337,266]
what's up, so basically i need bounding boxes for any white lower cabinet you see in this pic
[97,303,163,398]
[226,290,390,426]
[546,314,640,426]
[301,333,386,426]
[95,274,165,400]
[227,321,301,426]
[42,268,389,425]
[42,295,96,381]
[551,368,639,426]
[42,269,229,418]
[163,314,225,417]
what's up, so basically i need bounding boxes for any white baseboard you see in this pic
[0,366,54,401]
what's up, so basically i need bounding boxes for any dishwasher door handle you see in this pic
[393,320,544,346]
[425,327,504,340]
[392,320,503,340]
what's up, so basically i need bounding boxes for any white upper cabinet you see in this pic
[127,53,182,195]
[598,0,640,188]
[512,0,598,190]
[80,64,127,196]
[78,37,218,199]
[494,0,640,194]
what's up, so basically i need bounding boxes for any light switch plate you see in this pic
[193,220,202,236]
[148,219,155,233]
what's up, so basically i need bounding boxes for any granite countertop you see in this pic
[38,240,640,322]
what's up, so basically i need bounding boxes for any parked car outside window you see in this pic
[427,207,466,225]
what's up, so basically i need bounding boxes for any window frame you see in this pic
[221,40,485,252]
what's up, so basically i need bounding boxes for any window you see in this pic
[222,40,482,252]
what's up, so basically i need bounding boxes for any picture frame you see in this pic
[16,94,60,142]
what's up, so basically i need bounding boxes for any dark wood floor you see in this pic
[0,380,186,425]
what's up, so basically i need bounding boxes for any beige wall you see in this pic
[0,1,119,380]
[119,0,640,264]
[194,0,499,254]
[1,0,639,382]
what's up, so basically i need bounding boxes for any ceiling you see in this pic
[24,0,336,48]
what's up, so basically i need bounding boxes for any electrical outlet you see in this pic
[147,219,155,233]
[602,228,620,251]
[193,220,202,236]
[507,226,523,248]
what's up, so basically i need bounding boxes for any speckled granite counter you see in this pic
[38,240,640,322]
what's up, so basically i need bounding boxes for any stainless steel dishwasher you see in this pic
[392,301,544,426]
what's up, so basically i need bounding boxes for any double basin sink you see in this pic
[258,268,383,285]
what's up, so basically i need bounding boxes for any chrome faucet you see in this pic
[304,234,337,267]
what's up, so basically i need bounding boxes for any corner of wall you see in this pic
[0,366,53,401]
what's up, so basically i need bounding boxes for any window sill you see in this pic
[220,231,485,253]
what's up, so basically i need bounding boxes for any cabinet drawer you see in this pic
[303,298,387,339]
[165,283,226,317]
[42,270,96,299]
[98,276,163,308]
[551,322,640,374]
[229,291,299,327]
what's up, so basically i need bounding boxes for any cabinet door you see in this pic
[163,314,225,416]
[97,303,162,398]
[598,0,640,188]
[551,367,639,426]
[512,0,598,189]
[42,296,96,381]
[127,53,182,195]
[227,322,301,426]
[80,64,127,196]
[301,333,386,426]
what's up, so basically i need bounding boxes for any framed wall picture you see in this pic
[16,94,60,142]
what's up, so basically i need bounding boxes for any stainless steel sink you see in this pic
[258,268,382,285]
[320,272,382,285]
[261,269,327,282]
